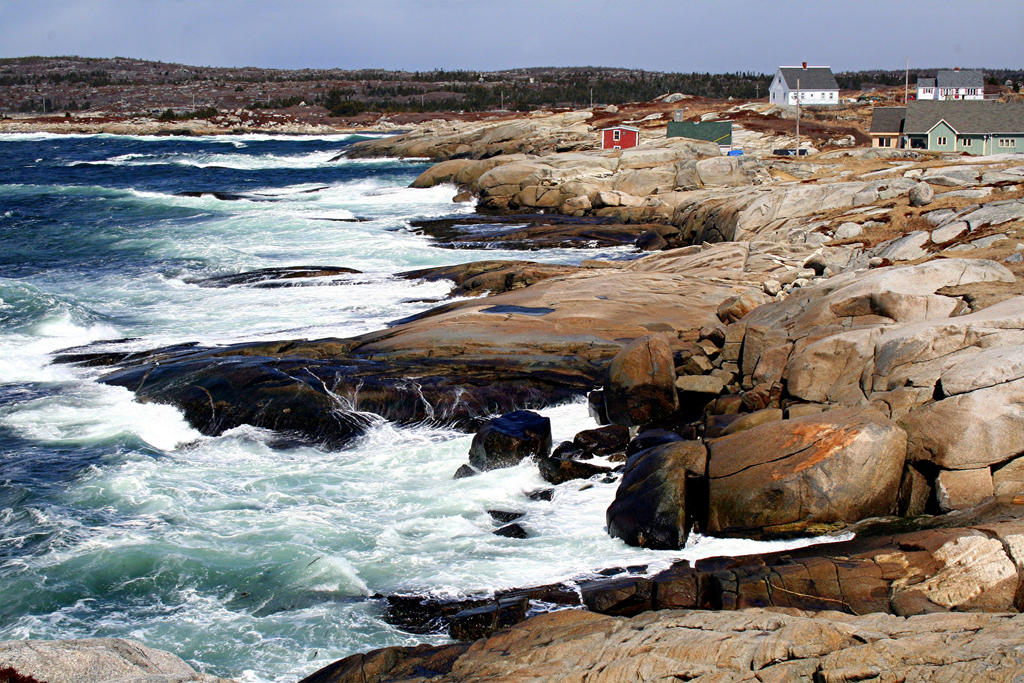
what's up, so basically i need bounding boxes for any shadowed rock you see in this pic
[468,410,551,471]
[536,455,611,485]
[607,441,707,549]
[188,266,361,288]
[604,335,678,428]
[406,214,661,250]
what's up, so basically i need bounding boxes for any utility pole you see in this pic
[795,78,800,155]
[500,90,504,110]
[590,87,594,109]
[755,83,759,100]
[904,56,910,104]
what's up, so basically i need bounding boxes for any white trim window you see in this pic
[937,136,948,145]
[960,137,972,147]
[998,138,1017,148]
[613,129,621,142]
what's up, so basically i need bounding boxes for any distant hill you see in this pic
[1,56,1021,116]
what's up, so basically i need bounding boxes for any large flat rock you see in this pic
[0,638,230,683]
[301,606,1024,683]
[706,407,907,536]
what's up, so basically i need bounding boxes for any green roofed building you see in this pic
[666,120,732,146]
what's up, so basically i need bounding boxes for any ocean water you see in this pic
[0,133,836,681]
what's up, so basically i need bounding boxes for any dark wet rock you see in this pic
[579,575,654,616]
[536,455,611,485]
[399,260,578,297]
[382,594,489,636]
[79,337,589,447]
[572,424,630,457]
[175,190,252,201]
[52,340,198,368]
[487,510,525,524]
[101,355,374,448]
[468,410,552,471]
[448,597,530,641]
[625,428,684,456]
[452,464,477,479]
[526,488,554,501]
[189,266,361,288]
[634,230,667,251]
[493,523,529,539]
[377,581,582,645]
[406,214,660,250]
[607,441,708,549]
[551,440,585,460]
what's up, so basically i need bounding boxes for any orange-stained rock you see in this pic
[707,407,907,536]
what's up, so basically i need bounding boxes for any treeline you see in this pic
[834,68,1024,90]
[318,71,775,115]
[13,97,91,113]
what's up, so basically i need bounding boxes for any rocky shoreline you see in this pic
[15,106,1024,681]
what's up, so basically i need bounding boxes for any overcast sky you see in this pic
[0,0,1020,73]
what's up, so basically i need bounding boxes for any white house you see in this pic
[768,63,840,106]
[916,69,984,101]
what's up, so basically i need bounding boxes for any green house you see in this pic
[667,121,732,146]
[902,101,1024,154]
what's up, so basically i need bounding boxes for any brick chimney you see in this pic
[802,61,807,69]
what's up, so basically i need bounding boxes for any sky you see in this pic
[0,0,1021,74]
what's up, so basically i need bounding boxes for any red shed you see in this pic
[601,125,640,150]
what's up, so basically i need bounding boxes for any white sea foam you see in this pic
[0,383,201,451]
[73,150,353,170]
[0,315,120,384]
[0,131,389,143]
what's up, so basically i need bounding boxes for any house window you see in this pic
[613,129,621,141]
[960,137,972,147]
[937,136,947,145]
[879,137,892,147]
[999,138,1017,148]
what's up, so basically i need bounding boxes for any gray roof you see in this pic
[777,66,839,91]
[869,107,906,134]
[935,69,984,89]
[903,101,1024,135]
[917,78,936,88]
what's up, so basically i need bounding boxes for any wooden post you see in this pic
[904,57,910,104]
[795,78,800,155]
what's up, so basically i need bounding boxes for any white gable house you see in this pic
[916,69,984,101]
[769,64,840,106]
